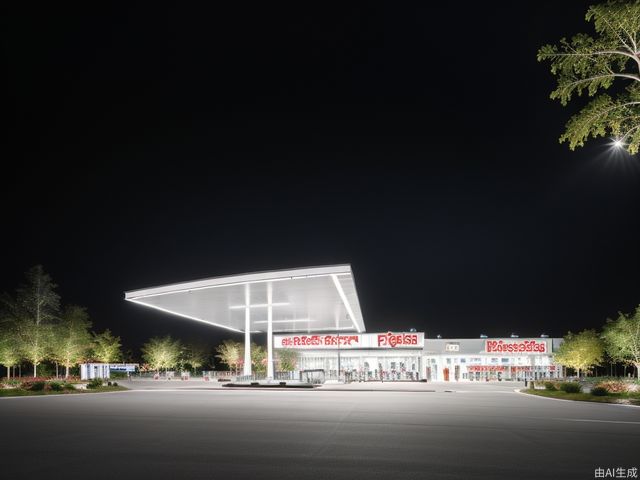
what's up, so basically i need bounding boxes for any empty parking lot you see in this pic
[1,383,639,480]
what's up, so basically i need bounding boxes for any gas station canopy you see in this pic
[124,264,365,334]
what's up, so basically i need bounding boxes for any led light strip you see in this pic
[331,274,361,332]
[125,272,351,300]
[274,327,355,333]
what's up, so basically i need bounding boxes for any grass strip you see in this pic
[523,389,640,405]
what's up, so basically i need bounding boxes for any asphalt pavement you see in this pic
[1,382,638,480]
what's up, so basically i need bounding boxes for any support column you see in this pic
[244,284,252,376]
[267,282,274,380]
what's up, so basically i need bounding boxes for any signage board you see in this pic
[445,343,460,352]
[484,339,547,354]
[274,332,424,350]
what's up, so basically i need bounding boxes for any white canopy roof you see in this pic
[124,264,365,334]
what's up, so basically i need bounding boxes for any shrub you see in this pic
[544,382,558,391]
[28,381,47,392]
[591,386,608,396]
[87,378,104,389]
[597,381,628,394]
[559,382,582,393]
[112,382,118,387]
[64,383,76,391]
[48,381,64,392]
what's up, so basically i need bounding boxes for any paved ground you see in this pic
[1,383,638,480]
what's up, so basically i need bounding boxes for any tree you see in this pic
[602,306,640,379]
[51,305,93,378]
[250,343,267,374]
[92,329,122,365]
[554,329,604,378]
[538,1,640,153]
[215,340,243,374]
[276,349,298,372]
[181,344,209,373]
[6,266,60,377]
[0,330,21,378]
[141,336,182,372]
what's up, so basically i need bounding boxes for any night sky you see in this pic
[4,2,640,356]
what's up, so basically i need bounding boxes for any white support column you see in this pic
[267,282,274,380]
[244,284,252,376]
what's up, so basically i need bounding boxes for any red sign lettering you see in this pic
[485,340,547,354]
[377,332,418,348]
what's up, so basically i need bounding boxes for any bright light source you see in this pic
[611,138,625,149]
[229,302,290,309]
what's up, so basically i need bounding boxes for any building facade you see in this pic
[274,332,562,382]
[423,337,562,381]
[274,332,424,381]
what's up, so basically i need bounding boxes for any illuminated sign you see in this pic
[279,334,360,348]
[377,332,420,347]
[274,332,424,349]
[485,340,547,354]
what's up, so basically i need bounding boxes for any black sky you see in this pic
[3,2,640,355]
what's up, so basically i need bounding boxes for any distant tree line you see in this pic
[555,306,640,379]
[137,337,299,374]
[0,266,122,378]
[213,339,298,374]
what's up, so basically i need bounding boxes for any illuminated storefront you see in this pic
[274,332,424,381]
[275,334,562,382]
[423,337,562,382]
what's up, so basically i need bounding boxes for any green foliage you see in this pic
[590,386,609,396]
[181,344,210,372]
[250,343,267,374]
[0,329,22,375]
[554,329,604,377]
[538,1,640,153]
[141,335,182,372]
[92,329,122,364]
[602,306,640,379]
[87,378,103,389]
[29,381,46,391]
[544,381,558,391]
[215,340,243,373]
[276,349,298,372]
[51,305,93,377]
[7,266,60,376]
[48,381,64,391]
[560,382,583,393]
